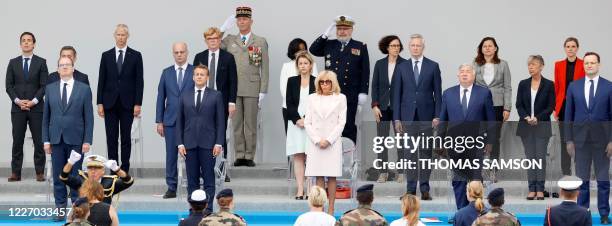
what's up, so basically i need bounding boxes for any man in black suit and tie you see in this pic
[177,64,225,214]
[97,24,144,173]
[47,46,89,85]
[5,32,48,182]
[193,27,238,160]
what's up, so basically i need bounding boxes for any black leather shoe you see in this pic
[225,175,231,182]
[421,192,433,201]
[163,190,176,199]
[246,160,256,167]
[602,216,610,224]
[233,159,245,167]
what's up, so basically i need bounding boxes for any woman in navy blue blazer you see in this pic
[370,35,406,183]
[515,55,555,200]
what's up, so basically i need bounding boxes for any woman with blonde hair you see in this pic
[304,70,347,215]
[293,186,336,226]
[390,194,425,226]
[453,181,486,226]
[79,179,119,226]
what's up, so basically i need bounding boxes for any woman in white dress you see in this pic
[294,186,336,226]
[304,70,347,215]
[390,194,425,226]
[280,38,318,133]
[286,51,316,200]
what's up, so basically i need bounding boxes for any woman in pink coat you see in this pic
[304,70,347,215]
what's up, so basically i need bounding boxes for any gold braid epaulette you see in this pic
[102,175,119,198]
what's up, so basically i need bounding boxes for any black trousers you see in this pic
[490,106,504,161]
[11,111,45,175]
[282,108,288,134]
[104,101,134,173]
[557,103,572,176]
[376,108,404,171]
[342,102,358,143]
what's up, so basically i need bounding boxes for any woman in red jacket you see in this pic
[553,37,585,176]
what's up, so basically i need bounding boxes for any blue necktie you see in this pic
[588,80,594,110]
[117,50,124,74]
[23,58,30,80]
[413,61,420,83]
[62,83,68,109]
[196,90,202,110]
[461,88,468,116]
[177,67,183,91]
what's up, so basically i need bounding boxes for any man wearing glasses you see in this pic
[42,56,93,220]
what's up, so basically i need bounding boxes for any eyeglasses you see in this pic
[388,44,401,48]
[58,64,73,68]
[319,80,332,85]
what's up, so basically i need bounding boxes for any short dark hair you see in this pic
[287,38,308,60]
[20,32,36,44]
[487,194,504,207]
[564,37,579,48]
[60,46,77,57]
[190,202,207,212]
[584,52,600,63]
[378,35,403,54]
[356,191,373,205]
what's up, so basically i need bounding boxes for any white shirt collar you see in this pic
[61,76,75,84]
[22,54,33,59]
[586,75,600,83]
[209,49,220,56]
[411,55,424,63]
[240,32,251,41]
[174,62,188,71]
[115,46,127,53]
[194,86,206,92]
[460,84,473,92]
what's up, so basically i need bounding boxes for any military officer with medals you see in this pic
[309,15,370,143]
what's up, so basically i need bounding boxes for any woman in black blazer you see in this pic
[370,35,407,183]
[515,55,555,200]
[285,51,316,199]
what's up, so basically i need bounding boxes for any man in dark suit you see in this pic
[5,32,48,182]
[42,56,93,215]
[156,42,194,199]
[543,176,592,226]
[392,34,442,200]
[97,24,144,173]
[310,15,369,143]
[177,64,225,214]
[438,64,495,210]
[47,46,89,85]
[193,27,237,167]
[564,52,612,224]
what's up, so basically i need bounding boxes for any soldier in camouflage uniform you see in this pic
[471,188,520,226]
[199,188,246,226]
[337,184,388,226]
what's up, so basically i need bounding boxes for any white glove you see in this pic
[67,150,82,165]
[220,15,237,33]
[258,93,266,108]
[322,22,336,38]
[358,93,367,106]
[104,160,120,172]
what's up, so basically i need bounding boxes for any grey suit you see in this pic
[222,33,269,160]
[474,60,512,110]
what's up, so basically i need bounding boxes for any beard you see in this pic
[337,36,351,43]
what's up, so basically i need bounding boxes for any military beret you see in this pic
[357,184,374,193]
[216,188,234,199]
[487,188,504,200]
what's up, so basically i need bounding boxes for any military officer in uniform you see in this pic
[471,188,520,226]
[179,190,210,226]
[337,184,388,226]
[199,188,246,226]
[219,6,269,167]
[59,151,134,204]
[543,176,593,226]
[309,15,370,143]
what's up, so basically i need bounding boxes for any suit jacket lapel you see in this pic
[64,82,80,112]
[416,59,427,88]
[381,57,389,86]
[578,80,589,112]
[464,87,476,119]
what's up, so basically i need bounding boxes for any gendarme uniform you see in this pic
[59,155,134,204]
[309,15,369,143]
[199,189,246,226]
[471,207,520,226]
[337,204,388,226]
[179,190,210,226]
